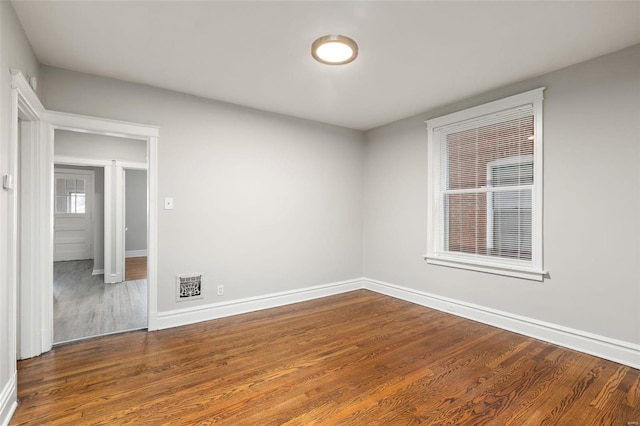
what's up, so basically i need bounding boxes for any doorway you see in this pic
[53,168,94,262]
[52,130,149,343]
[124,168,148,282]
[11,72,159,360]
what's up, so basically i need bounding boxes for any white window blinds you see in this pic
[438,106,534,261]
[426,88,545,280]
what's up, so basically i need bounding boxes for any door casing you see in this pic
[11,69,160,362]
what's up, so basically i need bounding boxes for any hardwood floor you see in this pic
[12,290,639,425]
[125,256,147,281]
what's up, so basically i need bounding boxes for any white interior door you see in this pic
[54,169,94,261]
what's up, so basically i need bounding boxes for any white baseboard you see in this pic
[156,278,365,330]
[0,373,17,426]
[125,250,147,258]
[92,268,104,276]
[152,275,639,369]
[363,278,640,369]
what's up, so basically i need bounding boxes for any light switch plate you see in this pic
[164,197,174,210]
[3,175,13,190]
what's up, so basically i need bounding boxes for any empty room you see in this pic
[1,1,639,425]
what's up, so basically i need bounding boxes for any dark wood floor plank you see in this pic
[591,365,628,409]
[11,290,640,425]
[627,373,640,408]
[124,256,147,281]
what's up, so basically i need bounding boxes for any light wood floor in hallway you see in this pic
[54,260,147,343]
[13,290,639,425]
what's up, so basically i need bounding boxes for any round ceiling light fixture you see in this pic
[311,35,358,65]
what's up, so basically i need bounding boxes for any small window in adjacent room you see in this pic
[425,88,545,280]
[55,177,87,214]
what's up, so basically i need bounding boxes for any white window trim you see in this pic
[425,88,546,281]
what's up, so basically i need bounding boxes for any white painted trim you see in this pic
[115,165,124,283]
[119,161,147,170]
[40,123,54,354]
[10,73,22,367]
[11,70,50,363]
[532,93,544,272]
[18,121,42,359]
[103,165,113,283]
[424,255,546,281]
[0,373,17,426]
[425,88,546,281]
[45,111,159,339]
[54,156,147,171]
[103,163,125,283]
[10,69,44,113]
[153,276,638,368]
[122,168,127,286]
[147,137,159,330]
[54,156,111,167]
[92,269,104,276]
[425,87,545,129]
[125,250,148,258]
[52,167,96,177]
[156,278,365,330]
[42,110,159,139]
[363,278,640,369]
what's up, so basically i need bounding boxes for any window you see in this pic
[486,155,532,259]
[55,176,87,214]
[426,88,545,280]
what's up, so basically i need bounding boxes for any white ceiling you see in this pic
[12,1,640,130]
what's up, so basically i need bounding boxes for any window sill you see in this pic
[424,255,546,281]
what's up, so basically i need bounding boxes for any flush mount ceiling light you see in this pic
[311,35,358,65]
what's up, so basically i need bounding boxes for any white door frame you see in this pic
[44,113,159,331]
[10,70,48,361]
[10,70,160,367]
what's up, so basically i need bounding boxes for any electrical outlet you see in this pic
[217,285,224,296]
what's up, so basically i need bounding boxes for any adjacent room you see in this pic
[52,130,149,343]
[1,1,639,424]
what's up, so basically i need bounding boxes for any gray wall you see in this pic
[41,66,365,311]
[0,0,41,417]
[125,169,147,253]
[54,129,146,163]
[363,44,640,344]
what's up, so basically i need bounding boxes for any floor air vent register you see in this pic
[176,274,204,301]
